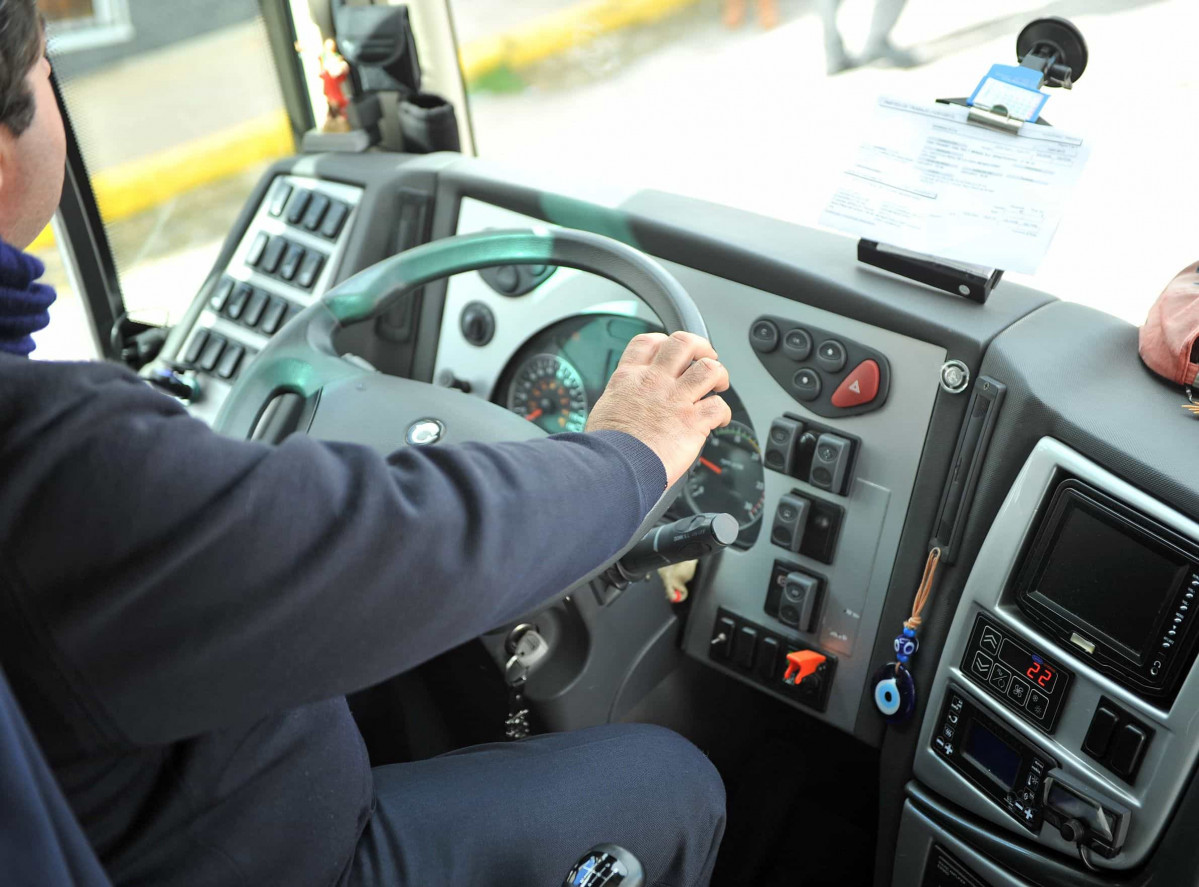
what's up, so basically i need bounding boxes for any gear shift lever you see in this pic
[562,844,645,887]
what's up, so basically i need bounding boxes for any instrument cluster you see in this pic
[494,314,765,549]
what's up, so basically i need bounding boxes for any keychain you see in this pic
[503,624,550,740]
[872,547,941,723]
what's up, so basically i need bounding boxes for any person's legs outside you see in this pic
[348,723,726,887]
[860,0,916,67]
[817,0,853,74]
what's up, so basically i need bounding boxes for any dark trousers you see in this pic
[347,724,726,887]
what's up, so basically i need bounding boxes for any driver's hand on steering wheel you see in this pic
[586,331,732,486]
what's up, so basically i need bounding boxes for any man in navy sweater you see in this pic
[0,4,730,885]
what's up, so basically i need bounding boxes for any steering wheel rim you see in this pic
[215,228,707,437]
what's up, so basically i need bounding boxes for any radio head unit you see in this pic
[1015,479,1199,703]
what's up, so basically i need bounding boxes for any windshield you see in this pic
[451,0,1195,326]
[34,0,293,360]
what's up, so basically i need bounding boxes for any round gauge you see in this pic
[685,421,766,531]
[507,353,589,433]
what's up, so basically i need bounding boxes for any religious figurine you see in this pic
[318,39,352,133]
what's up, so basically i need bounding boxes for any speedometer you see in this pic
[684,421,766,531]
[507,353,589,433]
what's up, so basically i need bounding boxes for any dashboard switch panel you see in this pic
[932,686,1055,833]
[960,614,1072,733]
[763,413,858,496]
[1083,698,1154,783]
[749,315,891,417]
[710,608,836,712]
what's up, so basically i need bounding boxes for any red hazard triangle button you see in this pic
[831,359,880,408]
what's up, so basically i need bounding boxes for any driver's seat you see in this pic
[0,665,111,886]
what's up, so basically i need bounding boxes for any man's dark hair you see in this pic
[0,0,45,136]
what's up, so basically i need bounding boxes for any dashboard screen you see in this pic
[1034,500,1186,663]
[998,640,1058,694]
[963,720,1021,791]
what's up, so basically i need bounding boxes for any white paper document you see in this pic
[819,97,1091,274]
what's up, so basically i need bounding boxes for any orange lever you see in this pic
[783,650,826,685]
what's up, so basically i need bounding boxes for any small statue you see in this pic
[318,39,352,133]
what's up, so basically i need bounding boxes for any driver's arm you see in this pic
[0,333,729,747]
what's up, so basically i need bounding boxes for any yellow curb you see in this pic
[459,0,702,83]
[31,109,294,253]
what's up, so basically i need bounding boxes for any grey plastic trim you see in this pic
[914,437,1199,869]
[894,799,1041,887]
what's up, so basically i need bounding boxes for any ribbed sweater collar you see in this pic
[0,237,56,356]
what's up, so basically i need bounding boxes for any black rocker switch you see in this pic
[771,494,811,553]
[1083,705,1121,759]
[780,572,821,632]
[732,625,759,670]
[764,417,803,475]
[1110,724,1149,780]
[809,432,852,494]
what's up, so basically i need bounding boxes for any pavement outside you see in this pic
[32,0,1199,359]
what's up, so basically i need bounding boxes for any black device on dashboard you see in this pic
[931,687,1055,832]
[1014,479,1199,703]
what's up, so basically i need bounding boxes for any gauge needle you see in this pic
[525,408,544,422]
[699,457,723,475]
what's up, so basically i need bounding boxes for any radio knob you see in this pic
[1059,818,1087,844]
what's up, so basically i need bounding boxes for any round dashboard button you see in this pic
[494,265,520,293]
[750,319,780,353]
[782,328,813,361]
[816,339,847,373]
[792,368,822,401]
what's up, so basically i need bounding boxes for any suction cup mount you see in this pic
[1016,17,1088,89]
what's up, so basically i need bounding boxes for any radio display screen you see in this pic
[1034,500,1187,663]
[963,720,1021,791]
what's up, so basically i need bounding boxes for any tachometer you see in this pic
[507,353,589,433]
[684,421,766,531]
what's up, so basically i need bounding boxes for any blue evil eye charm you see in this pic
[871,662,917,723]
[893,629,919,663]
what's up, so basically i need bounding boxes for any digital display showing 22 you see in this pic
[999,640,1058,694]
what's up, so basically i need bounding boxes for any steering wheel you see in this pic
[214,227,708,575]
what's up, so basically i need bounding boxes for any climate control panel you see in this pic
[960,614,1073,733]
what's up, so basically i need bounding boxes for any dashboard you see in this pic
[148,151,1199,887]
[435,195,948,736]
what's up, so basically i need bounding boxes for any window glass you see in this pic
[33,0,294,359]
[43,0,133,52]
[451,0,1198,324]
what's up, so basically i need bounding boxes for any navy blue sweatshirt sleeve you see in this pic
[0,357,665,745]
